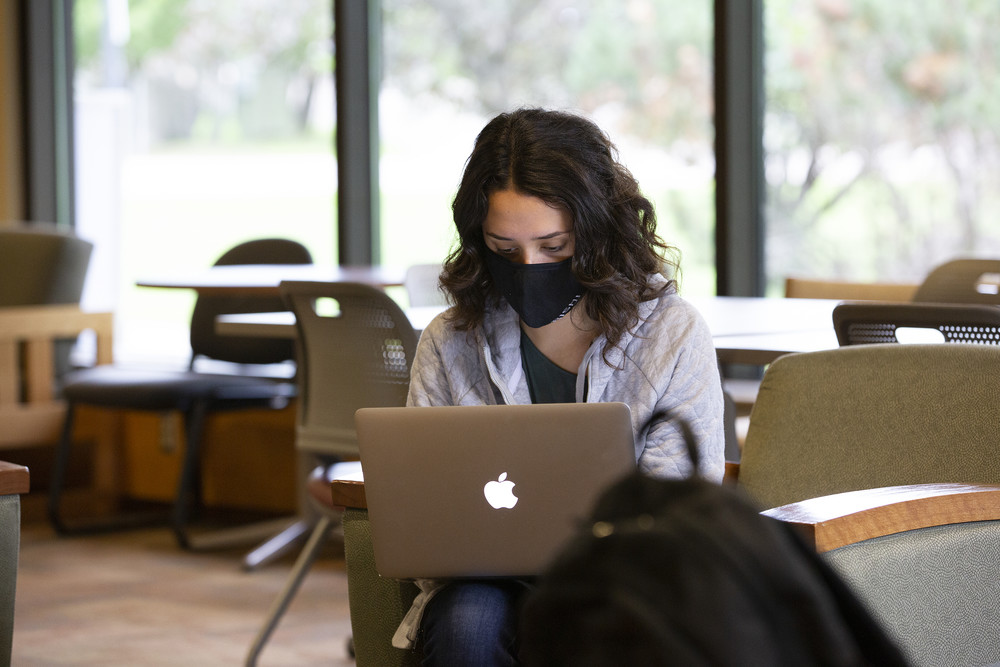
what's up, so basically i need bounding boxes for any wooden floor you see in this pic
[12,508,356,666]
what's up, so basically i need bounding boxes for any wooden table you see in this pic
[713,330,841,365]
[217,296,844,366]
[689,296,841,365]
[137,264,408,295]
[688,296,840,338]
[216,306,443,339]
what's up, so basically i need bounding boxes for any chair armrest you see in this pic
[1,306,113,448]
[723,461,740,484]
[0,305,113,360]
[0,461,29,495]
[763,483,1000,552]
[330,461,366,509]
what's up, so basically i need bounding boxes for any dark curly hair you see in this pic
[441,108,679,363]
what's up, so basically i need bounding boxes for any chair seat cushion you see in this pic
[61,365,296,411]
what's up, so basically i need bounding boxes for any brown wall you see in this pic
[0,0,25,221]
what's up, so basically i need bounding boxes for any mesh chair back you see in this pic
[912,258,1000,304]
[281,280,418,457]
[833,301,1000,346]
[739,344,1000,509]
[189,238,312,365]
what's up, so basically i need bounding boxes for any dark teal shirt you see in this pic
[520,329,577,404]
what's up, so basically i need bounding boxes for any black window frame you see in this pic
[26,0,764,295]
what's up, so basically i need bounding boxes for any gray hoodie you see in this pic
[408,273,726,479]
[393,274,727,649]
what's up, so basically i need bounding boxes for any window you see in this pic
[73,0,335,362]
[379,0,716,295]
[763,0,1000,293]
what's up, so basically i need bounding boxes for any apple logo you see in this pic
[483,472,518,509]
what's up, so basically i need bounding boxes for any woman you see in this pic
[398,107,726,665]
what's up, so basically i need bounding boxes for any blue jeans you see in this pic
[419,580,527,667]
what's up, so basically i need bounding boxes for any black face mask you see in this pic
[484,250,584,328]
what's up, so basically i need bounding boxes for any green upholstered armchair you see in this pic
[330,478,419,667]
[0,223,109,450]
[730,343,1000,509]
[727,343,1000,665]
[767,483,1000,667]
[0,461,30,666]
[342,507,421,667]
[0,223,93,309]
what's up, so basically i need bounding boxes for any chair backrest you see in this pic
[833,301,1000,346]
[342,508,422,667]
[738,344,1000,509]
[188,238,312,366]
[912,258,1000,304]
[0,223,93,306]
[766,483,1000,666]
[825,518,1000,666]
[281,280,418,457]
[0,462,29,665]
[403,263,448,307]
[784,276,918,301]
[0,223,95,379]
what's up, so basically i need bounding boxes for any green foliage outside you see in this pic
[763,0,1000,290]
[76,0,1000,310]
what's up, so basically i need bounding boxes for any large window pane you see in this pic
[764,0,1000,294]
[74,0,335,363]
[380,0,716,296]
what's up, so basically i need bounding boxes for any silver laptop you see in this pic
[355,402,636,580]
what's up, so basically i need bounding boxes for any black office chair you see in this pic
[48,238,311,549]
[832,301,1000,346]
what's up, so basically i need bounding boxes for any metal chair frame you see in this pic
[246,280,418,665]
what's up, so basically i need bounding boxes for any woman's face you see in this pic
[482,189,574,265]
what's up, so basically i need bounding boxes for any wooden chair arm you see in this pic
[0,305,113,364]
[0,461,30,495]
[330,460,366,509]
[723,461,740,484]
[1,305,114,449]
[763,483,1000,552]
[331,480,367,510]
[0,305,113,349]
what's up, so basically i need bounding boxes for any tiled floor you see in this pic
[12,518,355,666]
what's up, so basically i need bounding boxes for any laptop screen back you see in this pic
[355,402,636,580]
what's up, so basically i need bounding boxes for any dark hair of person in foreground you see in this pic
[519,472,909,666]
